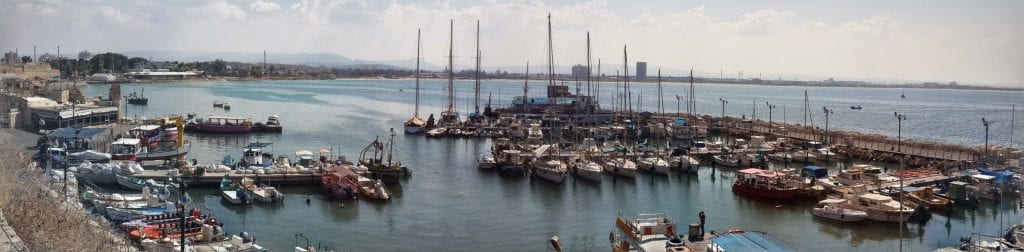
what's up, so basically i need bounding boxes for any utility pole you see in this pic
[823,107,833,144]
[983,118,993,161]
[675,95,681,115]
[894,111,907,252]
[719,98,728,126]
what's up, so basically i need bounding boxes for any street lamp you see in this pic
[894,111,907,252]
[822,107,833,145]
[675,95,682,115]
[766,102,776,135]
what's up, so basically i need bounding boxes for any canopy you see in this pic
[131,125,161,131]
[674,119,686,125]
[69,150,111,160]
[819,199,847,204]
[246,143,273,148]
[112,138,141,146]
[802,165,828,179]
[978,168,1014,184]
[46,127,107,140]
[295,150,316,159]
[711,231,796,252]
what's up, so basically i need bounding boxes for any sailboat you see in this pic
[404,29,427,134]
[438,19,458,128]
[900,89,906,99]
[468,20,485,124]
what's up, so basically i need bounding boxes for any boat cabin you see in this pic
[111,138,142,160]
[295,150,316,167]
[802,165,828,179]
[856,193,904,210]
[610,213,683,252]
[737,168,790,188]
[239,143,274,168]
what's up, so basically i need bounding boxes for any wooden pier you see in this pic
[133,170,322,187]
[726,124,978,162]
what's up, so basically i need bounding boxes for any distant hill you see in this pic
[121,50,444,71]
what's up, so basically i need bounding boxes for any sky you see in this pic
[2,0,1022,86]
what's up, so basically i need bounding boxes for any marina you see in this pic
[39,78,1016,251]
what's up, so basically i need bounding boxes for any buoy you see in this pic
[341,203,345,208]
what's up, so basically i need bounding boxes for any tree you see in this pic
[20,56,31,63]
[127,57,149,69]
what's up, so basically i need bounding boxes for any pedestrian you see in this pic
[699,211,706,235]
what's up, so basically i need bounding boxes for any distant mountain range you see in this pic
[121,50,445,71]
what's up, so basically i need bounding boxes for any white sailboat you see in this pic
[404,29,426,134]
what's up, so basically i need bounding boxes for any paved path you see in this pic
[0,210,28,252]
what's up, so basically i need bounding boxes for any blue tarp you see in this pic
[803,165,828,179]
[978,168,1014,184]
[674,119,687,125]
[712,231,796,252]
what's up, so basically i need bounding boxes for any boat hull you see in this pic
[732,183,798,199]
[195,124,252,133]
[534,168,567,183]
[812,208,867,222]
[575,168,602,181]
[404,125,424,134]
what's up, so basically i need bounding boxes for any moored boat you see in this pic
[356,175,390,200]
[609,212,683,252]
[477,154,497,170]
[604,158,637,178]
[322,165,359,200]
[220,176,252,205]
[670,155,700,174]
[573,160,603,182]
[533,159,568,183]
[813,199,868,222]
[847,193,913,223]
[732,168,799,199]
[193,116,253,133]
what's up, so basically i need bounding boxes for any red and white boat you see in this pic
[111,138,142,161]
[732,168,799,199]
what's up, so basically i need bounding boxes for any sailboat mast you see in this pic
[657,69,663,114]
[474,20,481,115]
[415,29,421,118]
[447,19,455,117]
[523,62,530,112]
[623,45,631,115]
[586,32,592,98]
[1012,104,1016,148]
[597,59,601,106]
[547,13,555,88]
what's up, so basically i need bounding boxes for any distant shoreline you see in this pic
[91,75,1022,92]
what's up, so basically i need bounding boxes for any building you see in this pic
[78,50,93,61]
[125,70,201,81]
[0,63,60,81]
[3,52,18,64]
[571,64,590,79]
[635,62,647,81]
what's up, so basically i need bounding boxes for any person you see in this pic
[698,211,706,235]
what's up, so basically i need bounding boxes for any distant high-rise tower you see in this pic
[636,62,647,81]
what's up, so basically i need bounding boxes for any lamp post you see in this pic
[894,111,907,252]
[822,107,833,145]
[766,102,775,135]
[675,95,681,115]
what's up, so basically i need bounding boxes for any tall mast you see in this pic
[623,45,631,115]
[1011,104,1016,148]
[446,19,455,117]
[547,13,555,88]
[523,62,530,112]
[657,69,663,114]
[415,29,421,118]
[474,20,481,115]
[586,32,592,97]
[596,59,601,106]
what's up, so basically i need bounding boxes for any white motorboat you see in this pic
[425,127,446,138]
[813,199,868,222]
[671,155,700,174]
[574,160,603,181]
[241,177,283,203]
[791,150,818,163]
[846,193,913,222]
[357,176,390,200]
[534,159,568,183]
[639,157,671,175]
[477,154,497,170]
[712,154,740,167]
[604,158,637,178]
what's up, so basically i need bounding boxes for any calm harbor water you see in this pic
[86,80,1022,251]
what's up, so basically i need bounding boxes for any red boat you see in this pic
[732,168,799,199]
[322,165,360,200]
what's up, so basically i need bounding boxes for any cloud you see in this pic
[250,0,280,13]
[1,1,1020,85]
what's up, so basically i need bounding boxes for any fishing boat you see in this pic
[242,177,284,203]
[359,129,411,183]
[223,103,231,110]
[604,158,637,178]
[128,217,216,241]
[322,165,359,200]
[404,29,427,134]
[813,199,868,222]
[356,175,390,200]
[193,116,253,133]
[238,142,274,168]
[126,89,148,105]
[846,193,913,222]
[713,154,741,167]
[477,154,497,170]
[574,160,603,182]
[116,174,176,191]
[902,186,952,210]
[609,212,684,252]
[111,138,142,160]
[732,168,799,199]
[496,149,526,176]
[220,176,252,205]
[213,101,223,107]
[850,105,862,110]
[106,204,178,223]
[533,159,568,183]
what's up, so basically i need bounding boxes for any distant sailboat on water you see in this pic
[404,29,426,134]
[901,89,906,99]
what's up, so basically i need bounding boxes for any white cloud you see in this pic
[250,0,281,13]
[1,1,1020,85]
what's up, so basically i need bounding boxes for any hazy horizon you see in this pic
[2,0,1022,87]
